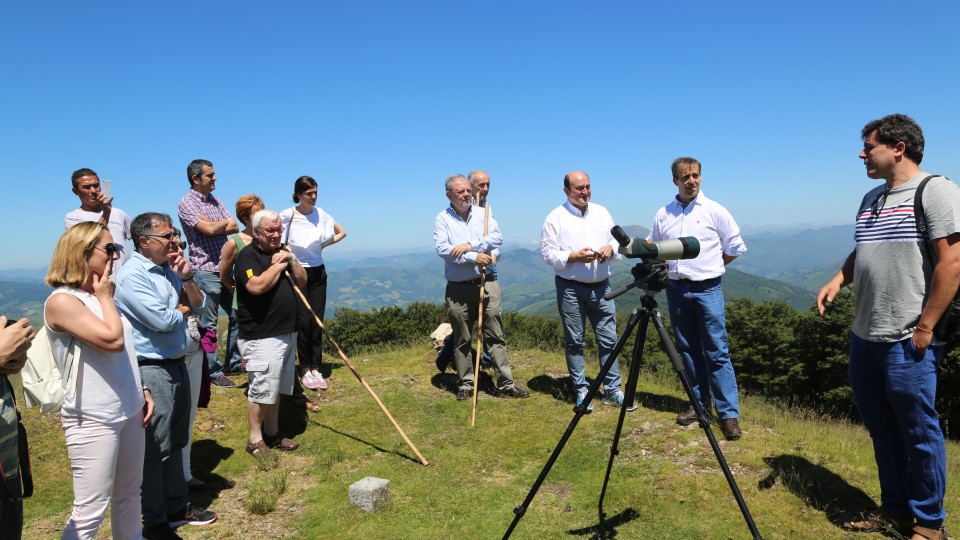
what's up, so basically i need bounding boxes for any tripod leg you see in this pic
[503,308,644,540]
[651,310,763,540]
[598,307,648,517]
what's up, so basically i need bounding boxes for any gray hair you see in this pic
[131,212,173,252]
[251,209,281,230]
[445,174,468,192]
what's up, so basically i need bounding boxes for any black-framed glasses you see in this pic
[871,189,890,217]
[176,240,187,250]
[95,242,122,259]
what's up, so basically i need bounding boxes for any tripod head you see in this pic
[604,261,670,301]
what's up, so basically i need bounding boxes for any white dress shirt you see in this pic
[541,201,620,284]
[648,191,747,281]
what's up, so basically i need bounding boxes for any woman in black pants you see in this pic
[279,176,347,398]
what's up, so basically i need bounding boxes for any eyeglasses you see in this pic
[95,242,122,259]
[259,226,285,236]
[176,240,187,250]
[870,189,889,217]
[144,228,183,242]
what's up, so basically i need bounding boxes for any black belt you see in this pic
[556,276,605,287]
[671,276,721,286]
[137,356,185,366]
[452,274,496,286]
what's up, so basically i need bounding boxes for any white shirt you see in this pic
[541,201,620,284]
[65,207,133,271]
[279,206,336,268]
[648,191,747,281]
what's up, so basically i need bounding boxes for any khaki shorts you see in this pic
[239,333,297,404]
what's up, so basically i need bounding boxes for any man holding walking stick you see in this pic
[434,174,529,401]
[234,209,307,457]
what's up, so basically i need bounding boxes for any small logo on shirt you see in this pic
[246,269,254,278]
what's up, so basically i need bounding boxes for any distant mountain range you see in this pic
[0,224,856,324]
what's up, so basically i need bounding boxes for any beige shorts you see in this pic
[239,332,297,404]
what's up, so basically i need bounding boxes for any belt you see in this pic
[451,274,496,286]
[556,276,605,286]
[671,276,721,286]
[137,356,185,366]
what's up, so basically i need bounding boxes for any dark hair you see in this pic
[562,171,590,190]
[187,159,213,186]
[131,212,173,252]
[671,157,701,179]
[292,176,318,203]
[861,114,924,164]
[71,168,98,188]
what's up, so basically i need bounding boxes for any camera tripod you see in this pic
[502,263,762,539]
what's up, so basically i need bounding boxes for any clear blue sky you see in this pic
[3,1,959,270]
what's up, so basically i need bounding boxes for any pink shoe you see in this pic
[313,370,328,391]
[301,372,321,390]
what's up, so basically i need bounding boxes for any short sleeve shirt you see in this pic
[234,245,298,340]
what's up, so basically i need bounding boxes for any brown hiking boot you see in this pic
[844,507,913,534]
[676,406,697,426]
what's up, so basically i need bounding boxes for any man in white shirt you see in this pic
[64,168,133,271]
[540,170,634,413]
[648,157,747,440]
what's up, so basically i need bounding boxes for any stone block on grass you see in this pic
[349,476,391,512]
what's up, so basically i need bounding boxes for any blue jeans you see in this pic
[555,277,622,393]
[666,278,740,419]
[193,270,234,378]
[848,333,946,528]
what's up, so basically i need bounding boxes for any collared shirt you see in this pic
[115,252,205,359]
[540,201,620,284]
[434,204,503,282]
[648,191,747,281]
[177,189,232,272]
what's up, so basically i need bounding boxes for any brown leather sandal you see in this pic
[912,525,946,540]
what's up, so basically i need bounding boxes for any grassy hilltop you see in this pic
[15,341,960,539]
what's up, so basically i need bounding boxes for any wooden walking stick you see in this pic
[285,270,429,466]
[471,201,491,427]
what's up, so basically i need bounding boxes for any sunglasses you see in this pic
[95,242,123,259]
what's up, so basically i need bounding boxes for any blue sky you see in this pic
[3,1,959,270]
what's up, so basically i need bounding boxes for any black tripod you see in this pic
[503,263,762,539]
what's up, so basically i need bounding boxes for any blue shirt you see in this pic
[434,204,503,282]
[115,252,205,360]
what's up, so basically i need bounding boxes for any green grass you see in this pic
[16,343,960,539]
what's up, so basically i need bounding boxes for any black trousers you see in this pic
[296,265,327,371]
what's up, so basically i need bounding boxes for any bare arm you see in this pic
[219,238,238,291]
[245,251,295,295]
[320,222,347,249]
[0,316,34,368]
[46,271,124,352]
[722,253,738,265]
[913,232,960,351]
[817,250,856,316]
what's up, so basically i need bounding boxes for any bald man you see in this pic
[541,171,634,413]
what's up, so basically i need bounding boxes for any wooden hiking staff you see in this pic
[471,201,491,427]
[284,270,429,466]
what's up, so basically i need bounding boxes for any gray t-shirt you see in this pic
[852,172,960,342]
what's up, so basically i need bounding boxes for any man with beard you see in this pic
[434,174,529,401]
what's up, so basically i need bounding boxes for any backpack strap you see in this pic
[913,175,941,241]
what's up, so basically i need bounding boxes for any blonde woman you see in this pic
[44,222,153,540]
